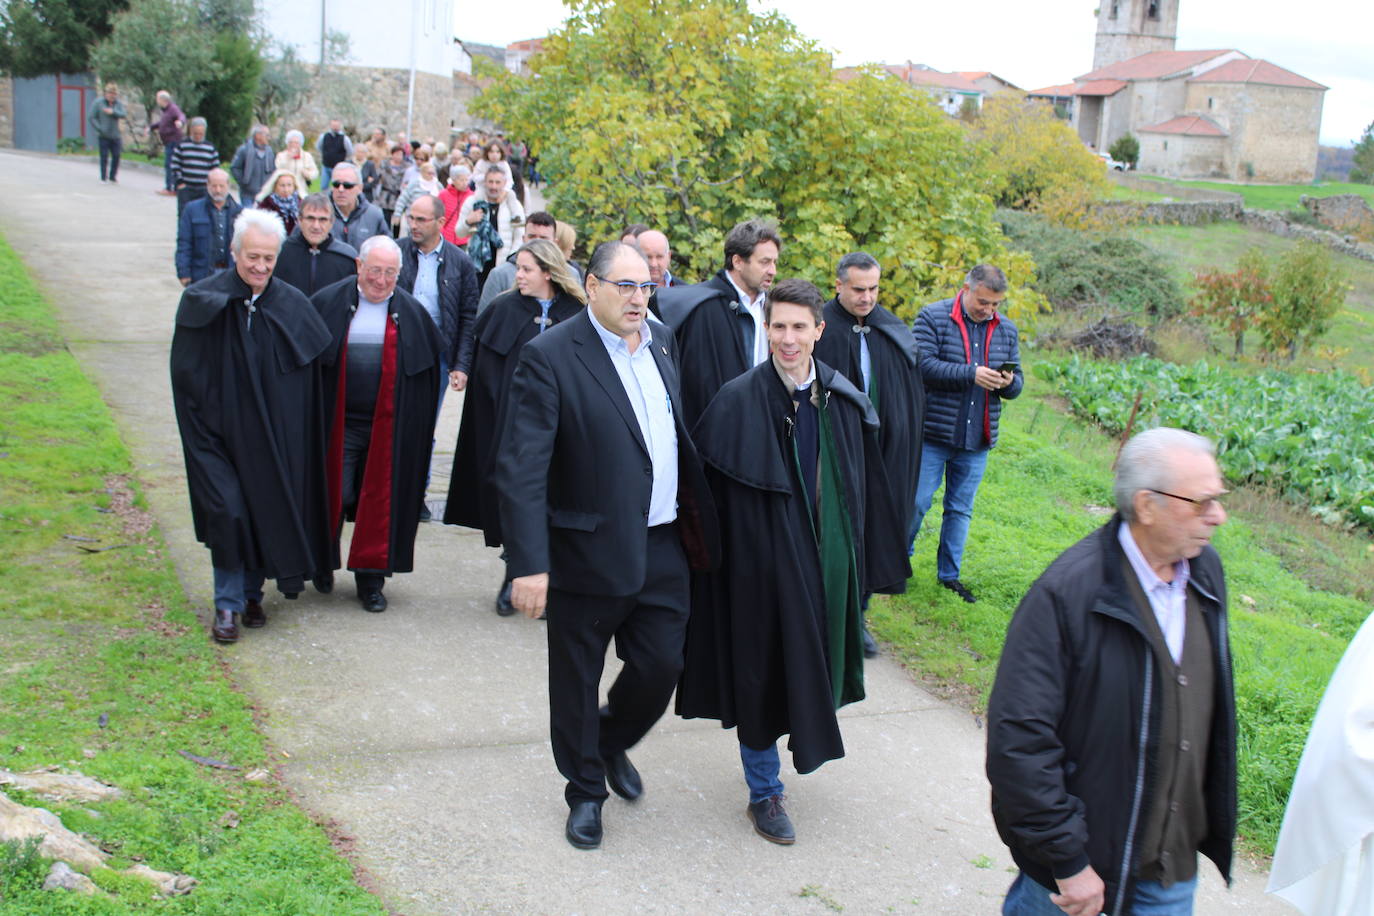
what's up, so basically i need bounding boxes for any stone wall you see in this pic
[292,66,457,146]
[1109,171,1242,202]
[1301,194,1374,235]
[0,77,12,148]
[1232,83,1322,184]
[1138,132,1229,180]
[452,72,496,134]
[1241,209,1374,262]
[1098,199,1243,225]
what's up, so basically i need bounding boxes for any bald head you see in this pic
[637,229,671,287]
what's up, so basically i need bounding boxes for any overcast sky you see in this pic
[464,0,1372,147]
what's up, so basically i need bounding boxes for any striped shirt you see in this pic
[171,140,220,188]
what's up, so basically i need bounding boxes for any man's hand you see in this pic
[449,370,468,392]
[465,210,483,226]
[1051,865,1104,916]
[179,277,191,287]
[510,573,549,619]
[974,366,1011,390]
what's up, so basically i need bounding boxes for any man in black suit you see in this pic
[497,241,716,850]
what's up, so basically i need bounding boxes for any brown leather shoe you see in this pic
[242,600,266,628]
[211,608,239,643]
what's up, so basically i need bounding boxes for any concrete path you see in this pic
[0,150,1291,915]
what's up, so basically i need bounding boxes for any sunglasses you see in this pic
[331,181,358,189]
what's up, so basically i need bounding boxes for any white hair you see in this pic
[357,234,401,262]
[231,209,287,255]
[1114,427,1217,521]
[285,129,304,146]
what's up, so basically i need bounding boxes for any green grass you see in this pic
[1127,222,1374,374]
[1099,181,1169,202]
[0,234,384,914]
[872,384,1370,854]
[1135,176,1374,211]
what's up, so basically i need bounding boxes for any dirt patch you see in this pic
[1058,317,1157,359]
[104,475,156,539]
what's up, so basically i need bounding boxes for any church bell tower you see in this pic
[1093,0,1179,69]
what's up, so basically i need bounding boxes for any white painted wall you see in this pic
[259,0,456,77]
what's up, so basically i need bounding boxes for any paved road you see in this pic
[0,150,1291,915]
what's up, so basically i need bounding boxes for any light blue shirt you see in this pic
[412,246,441,328]
[589,313,678,526]
[1117,521,1191,664]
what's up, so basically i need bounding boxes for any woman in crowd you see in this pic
[375,144,409,232]
[274,130,319,191]
[255,169,302,235]
[366,127,390,163]
[440,164,474,246]
[352,144,380,202]
[470,141,523,204]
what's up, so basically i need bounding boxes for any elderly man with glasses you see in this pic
[496,241,717,850]
[310,235,443,612]
[327,161,389,250]
[987,427,1236,916]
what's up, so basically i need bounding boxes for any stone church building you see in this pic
[1068,0,1325,182]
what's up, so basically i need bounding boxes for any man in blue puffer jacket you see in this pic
[910,264,1023,602]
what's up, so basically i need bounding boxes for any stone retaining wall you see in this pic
[1098,199,1243,225]
[1107,171,1243,203]
[1241,209,1374,262]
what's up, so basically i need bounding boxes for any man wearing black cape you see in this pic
[677,278,910,845]
[273,192,358,296]
[651,219,781,428]
[813,252,926,658]
[311,235,442,612]
[170,208,333,644]
[442,239,586,614]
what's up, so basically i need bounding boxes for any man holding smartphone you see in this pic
[909,265,1023,603]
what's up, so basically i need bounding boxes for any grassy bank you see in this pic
[1135,176,1374,211]
[0,234,384,914]
[872,383,1371,854]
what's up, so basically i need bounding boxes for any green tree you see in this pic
[0,0,127,77]
[1351,120,1374,184]
[1189,247,1270,357]
[1259,241,1348,360]
[198,32,264,155]
[473,0,1042,323]
[1108,133,1139,168]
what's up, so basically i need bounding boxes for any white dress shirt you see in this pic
[1118,522,1191,664]
[726,272,770,367]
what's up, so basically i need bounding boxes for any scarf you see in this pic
[271,194,300,224]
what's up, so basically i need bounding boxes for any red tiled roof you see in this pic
[1028,83,1078,97]
[506,38,544,52]
[1077,49,1238,82]
[955,71,989,80]
[1188,59,1327,91]
[1073,79,1128,97]
[1138,115,1228,137]
[890,65,984,93]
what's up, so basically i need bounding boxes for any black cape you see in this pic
[814,298,926,533]
[443,288,584,546]
[170,269,333,594]
[676,359,910,773]
[311,277,442,575]
[653,270,751,429]
[274,231,358,297]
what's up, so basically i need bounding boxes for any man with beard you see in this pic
[677,278,909,845]
[653,219,780,427]
[170,209,333,644]
[813,252,925,658]
[273,193,358,296]
[497,242,717,850]
[311,235,442,612]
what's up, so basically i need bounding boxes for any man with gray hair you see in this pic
[908,264,1023,603]
[170,117,221,216]
[328,161,390,250]
[987,427,1236,916]
[171,208,333,644]
[175,167,241,286]
[230,125,275,201]
[310,234,442,613]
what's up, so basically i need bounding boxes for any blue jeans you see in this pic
[908,440,989,582]
[162,139,179,190]
[1002,871,1197,916]
[739,741,784,804]
[213,566,265,614]
[321,165,332,191]
[98,136,122,181]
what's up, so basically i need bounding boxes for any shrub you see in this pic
[1108,133,1139,168]
[1190,247,1271,357]
[1260,241,1348,360]
[56,136,87,154]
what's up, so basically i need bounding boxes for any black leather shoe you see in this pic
[359,588,388,613]
[211,609,239,644]
[747,795,795,845]
[940,579,977,603]
[565,801,602,849]
[312,572,334,594]
[242,600,267,628]
[495,579,514,616]
[861,624,879,659]
[602,750,643,802]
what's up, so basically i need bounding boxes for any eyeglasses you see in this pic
[1148,489,1227,515]
[594,275,657,297]
[331,181,358,189]
[363,267,399,279]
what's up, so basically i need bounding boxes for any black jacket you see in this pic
[913,295,1022,448]
[654,270,758,429]
[273,231,357,298]
[397,237,479,374]
[986,516,1236,915]
[496,310,718,597]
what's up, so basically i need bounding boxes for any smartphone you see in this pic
[998,362,1019,374]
